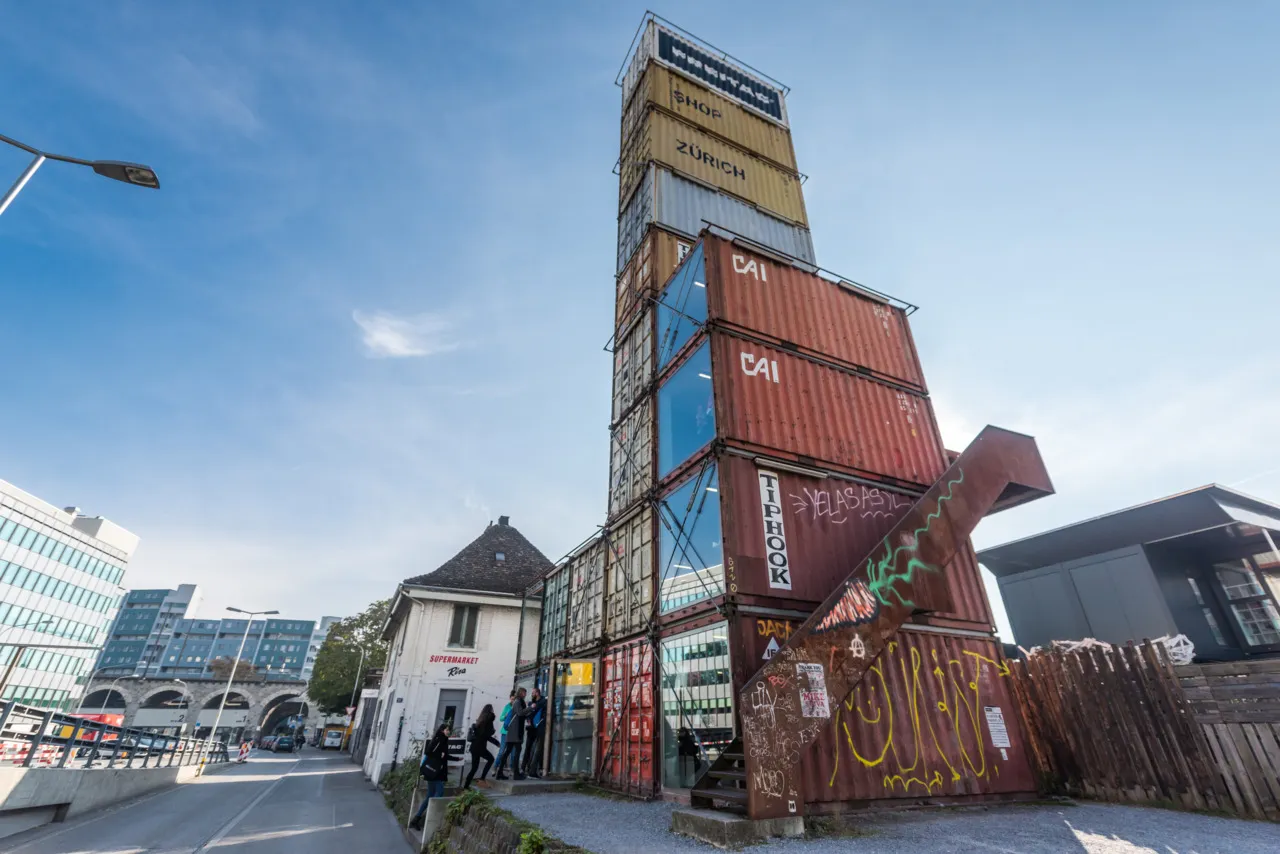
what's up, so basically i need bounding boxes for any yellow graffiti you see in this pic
[828,640,1011,795]
[756,619,796,641]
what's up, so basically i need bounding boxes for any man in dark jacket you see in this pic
[521,687,547,778]
[494,687,527,780]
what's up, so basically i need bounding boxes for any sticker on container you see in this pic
[762,636,781,661]
[757,470,792,590]
[984,706,1011,749]
[796,662,829,718]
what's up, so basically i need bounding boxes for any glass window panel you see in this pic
[661,622,732,789]
[0,604,8,623]
[32,575,50,595]
[1228,600,1280,647]
[1,563,16,585]
[53,580,68,600]
[75,552,87,570]
[32,534,49,555]
[657,342,716,478]
[657,243,707,368]
[49,542,65,562]
[1215,561,1266,600]
[0,520,15,541]
[18,568,35,589]
[658,466,723,614]
[549,660,597,776]
[18,528,36,549]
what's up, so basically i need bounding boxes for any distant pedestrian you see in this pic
[409,723,459,831]
[521,687,547,778]
[494,687,527,780]
[496,689,515,758]
[463,705,500,788]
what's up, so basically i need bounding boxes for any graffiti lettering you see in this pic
[812,580,880,634]
[732,254,768,281]
[752,767,786,798]
[849,635,867,659]
[749,682,777,729]
[756,619,795,641]
[789,485,914,525]
[740,352,780,383]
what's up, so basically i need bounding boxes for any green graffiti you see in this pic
[865,468,965,607]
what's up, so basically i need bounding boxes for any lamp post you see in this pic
[0,131,160,217]
[347,645,368,712]
[99,674,141,715]
[199,607,277,770]
[170,678,191,736]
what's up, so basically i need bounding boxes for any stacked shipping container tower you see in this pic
[520,15,1035,811]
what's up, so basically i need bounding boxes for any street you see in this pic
[3,750,408,853]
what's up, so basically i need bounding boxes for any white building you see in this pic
[0,478,139,711]
[302,615,340,681]
[362,516,551,783]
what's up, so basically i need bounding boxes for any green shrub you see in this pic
[518,827,550,854]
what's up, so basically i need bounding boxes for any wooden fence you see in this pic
[1007,641,1280,820]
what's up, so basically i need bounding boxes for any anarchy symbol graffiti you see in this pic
[849,634,867,659]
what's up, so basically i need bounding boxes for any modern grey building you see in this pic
[979,485,1280,661]
[94,584,201,677]
[0,478,138,710]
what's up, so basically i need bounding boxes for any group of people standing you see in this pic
[407,685,548,830]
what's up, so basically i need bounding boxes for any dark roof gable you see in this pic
[403,517,551,595]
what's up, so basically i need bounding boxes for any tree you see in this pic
[307,599,390,714]
[208,657,260,682]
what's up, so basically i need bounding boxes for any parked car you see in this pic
[76,734,173,760]
[322,728,344,750]
[259,735,278,751]
[272,736,294,753]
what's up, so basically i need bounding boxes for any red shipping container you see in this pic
[709,332,947,489]
[701,233,926,392]
[717,453,993,626]
[800,630,1036,804]
[597,638,657,797]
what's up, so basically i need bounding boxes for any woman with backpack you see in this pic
[463,705,500,788]
[409,723,459,830]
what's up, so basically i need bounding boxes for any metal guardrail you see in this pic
[0,700,229,770]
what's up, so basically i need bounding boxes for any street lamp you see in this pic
[100,674,141,715]
[199,607,278,770]
[170,678,191,736]
[0,131,160,217]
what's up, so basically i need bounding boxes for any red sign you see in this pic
[429,654,478,664]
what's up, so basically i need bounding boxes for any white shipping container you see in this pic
[617,165,816,274]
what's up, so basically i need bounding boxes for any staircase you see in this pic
[690,736,746,811]
[732,426,1053,820]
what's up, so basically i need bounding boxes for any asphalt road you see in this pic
[4,749,409,854]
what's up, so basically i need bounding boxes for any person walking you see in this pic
[409,724,459,831]
[496,690,514,759]
[494,687,527,780]
[463,705,500,788]
[521,687,547,779]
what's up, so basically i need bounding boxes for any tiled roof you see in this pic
[403,516,551,596]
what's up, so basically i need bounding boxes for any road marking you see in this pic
[196,759,301,851]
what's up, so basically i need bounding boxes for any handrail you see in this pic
[0,699,229,769]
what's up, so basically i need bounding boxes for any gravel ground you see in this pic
[499,793,1279,853]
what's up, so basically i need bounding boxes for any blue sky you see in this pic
[1,2,1277,641]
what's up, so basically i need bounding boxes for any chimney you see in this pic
[498,515,510,526]
[63,506,80,516]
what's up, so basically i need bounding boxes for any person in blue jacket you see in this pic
[520,686,547,778]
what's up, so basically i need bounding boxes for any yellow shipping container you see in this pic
[619,110,808,226]
[622,63,797,172]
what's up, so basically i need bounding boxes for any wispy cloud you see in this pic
[351,310,458,358]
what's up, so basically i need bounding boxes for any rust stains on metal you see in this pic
[597,637,658,797]
[565,535,607,652]
[702,234,927,392]
[617,225,693,333]
[735,426,1054,819]
[711,331,947,489]
[605,505,655,640]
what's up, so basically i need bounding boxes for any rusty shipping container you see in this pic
[538,564,569,660]
[618,165,815,274]
[598,638,658,796]
[612,306,654,424]
[608,396,653,520]
[689,233,927,392]
[620,16,789,128]
[623,62,798,172]
[800,629,1036,804]
[619,110,808,226]
[605,505,655,640]
[702,331,948,489]
[616,225,693,333]
[717,453,993,626]
[565,535,607,652]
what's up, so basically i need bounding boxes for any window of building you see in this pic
[495,552,506,562]
[1215,559,1280,647]
[656,242,706,368]
[660,622,732,789]
[658,465,723,613]
[448,605,479,648]
[657,341,715,478]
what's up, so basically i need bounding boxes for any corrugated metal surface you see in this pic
[620,110,808,225]
[539,566,569,660]
[618,166,815,274]
[711,332,947,488]
[612,307,654,424]
[623,63,798,172]
[730,607,809,693]
[703,235,927,392]
[621,19,789,128]
[605,506,655,639]
[616,226,693,332]
[801,630,1036,803]
[608,397,653,520]
[566,536,607,652]
[598,638,657,796]
[718,452,995,624]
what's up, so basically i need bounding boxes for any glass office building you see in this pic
[0,478,138,711]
